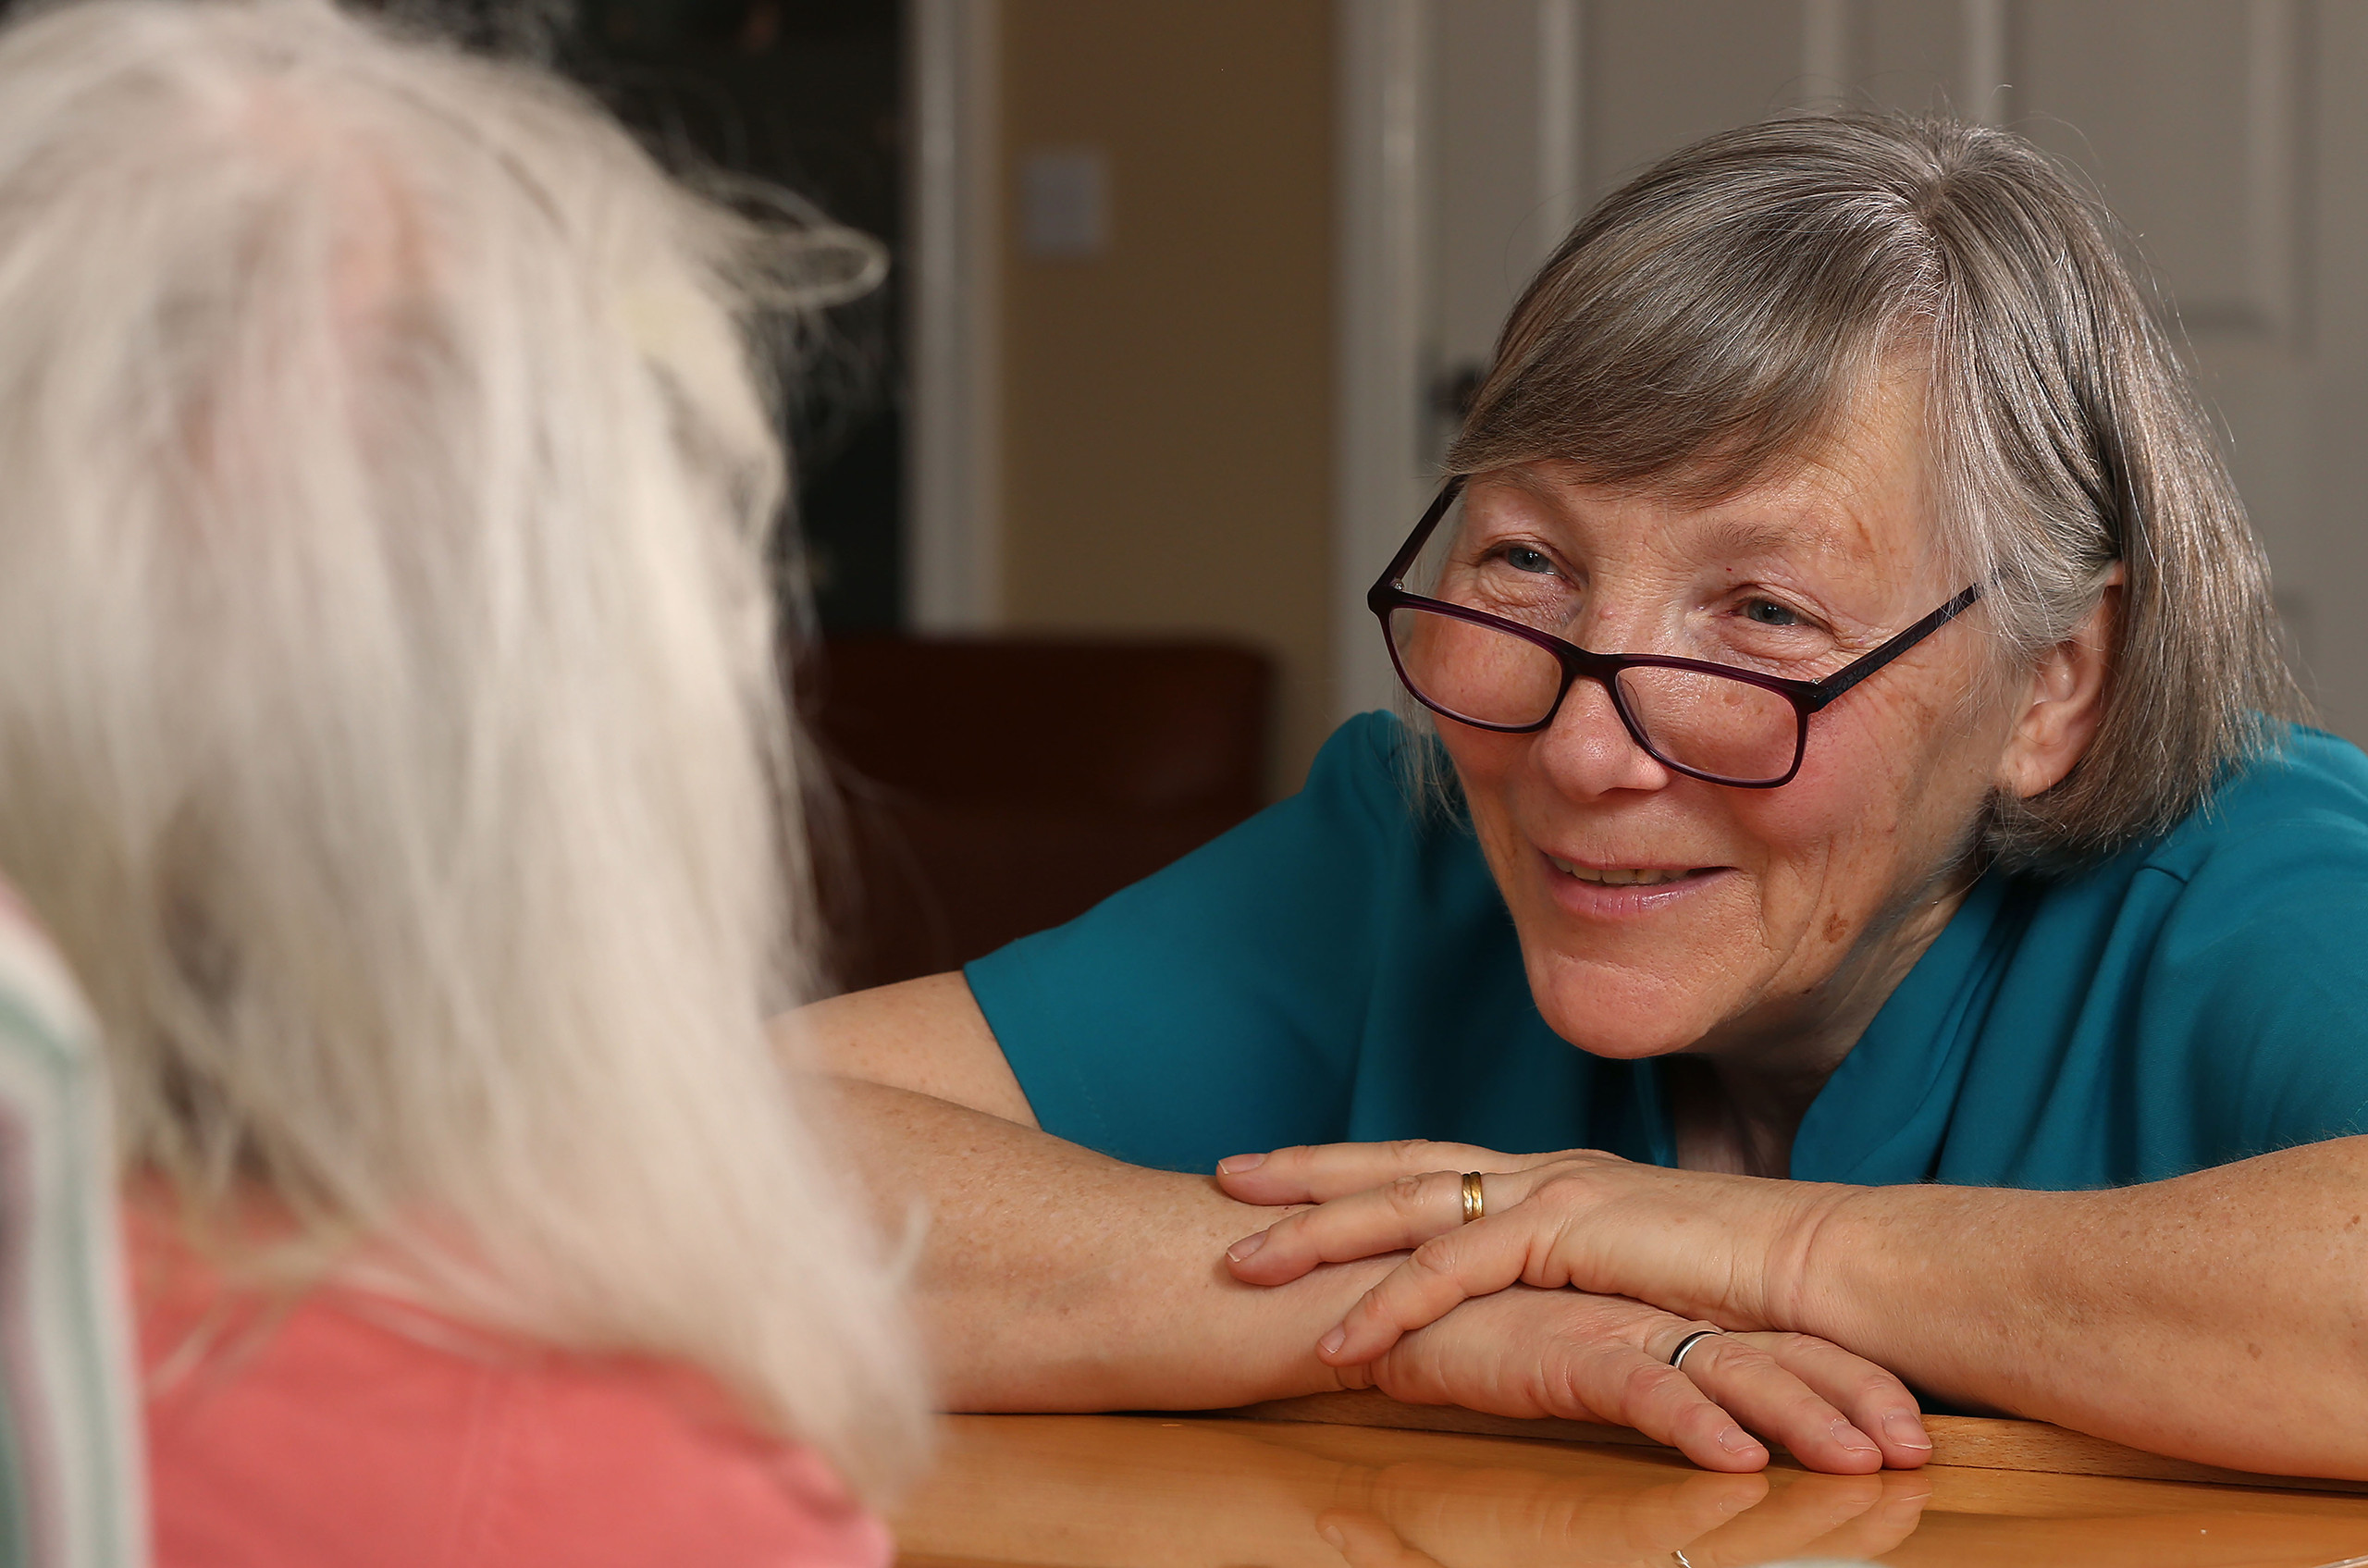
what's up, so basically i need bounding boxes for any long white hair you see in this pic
[0,0,927,1499]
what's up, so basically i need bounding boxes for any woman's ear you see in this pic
[1997,565,2123,799]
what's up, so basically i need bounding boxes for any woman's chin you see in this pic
[1529,969,1740,1061]
[1521,933,1756,1061]
[1553,1022,1716,1061]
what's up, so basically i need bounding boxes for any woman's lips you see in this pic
[1545,855,1706,886]
[1539,851,1730,914]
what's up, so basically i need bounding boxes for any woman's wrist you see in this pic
[1754,1179,2077,1401]
[1752,1178,1876,1337]
[1578,1167,1863,1334]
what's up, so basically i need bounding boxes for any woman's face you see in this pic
[1437,379,2027,1061]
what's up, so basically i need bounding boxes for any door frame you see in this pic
[907,0,1002,631]
[1331,0,1426,722]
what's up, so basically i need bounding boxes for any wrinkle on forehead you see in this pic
[1500,364,1944,587]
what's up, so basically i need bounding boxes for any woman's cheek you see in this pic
[1724,745,1913,952]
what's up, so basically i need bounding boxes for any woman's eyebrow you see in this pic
[1690,510,1872,571]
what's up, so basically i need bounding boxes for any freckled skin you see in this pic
[1438,376,2029,1165]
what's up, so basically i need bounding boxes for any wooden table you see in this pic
[894,1409,2368,1568]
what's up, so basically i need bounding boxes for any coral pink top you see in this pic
[131,1208,892,1568]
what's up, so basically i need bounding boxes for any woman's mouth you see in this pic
[1546,856,1715,887]
[1537,853,1731,918]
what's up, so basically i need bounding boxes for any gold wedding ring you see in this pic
[1460,1170,1486,1224]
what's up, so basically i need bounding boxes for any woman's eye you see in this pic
[1501,545,1556,574]
[1742,598,1801,627]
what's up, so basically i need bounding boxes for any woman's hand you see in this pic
[1346,1284,1930,1473]
[1216,1139,1929,1470]
[1216,1139,1834,1339]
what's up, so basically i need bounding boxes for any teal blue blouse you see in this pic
[966,712,2368,1188]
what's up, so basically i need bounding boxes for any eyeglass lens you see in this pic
[1385,605,1802,784]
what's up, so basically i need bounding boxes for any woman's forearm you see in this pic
[795,974,1389,1410]
[1777,1138,2368,1475]
[829,1077,1390,1411]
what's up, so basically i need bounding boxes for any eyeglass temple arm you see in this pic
[1368,475,1470,610]
[1801,583,1984,711]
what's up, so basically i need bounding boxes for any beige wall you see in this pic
[996,1,1334,797]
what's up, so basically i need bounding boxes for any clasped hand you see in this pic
[1215,1139,1929,1475]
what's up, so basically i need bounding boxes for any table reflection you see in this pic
[892,1414,2368,1568]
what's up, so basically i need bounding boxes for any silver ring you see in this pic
[1671,1549,1696,1568]
[1667,1327,1721,1374]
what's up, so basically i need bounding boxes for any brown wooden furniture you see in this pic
[893,1412,2368,1567]
[1240,1391,2368,1494]
[806,636,1274,991]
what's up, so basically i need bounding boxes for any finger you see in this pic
[1665,1331,1884,1475]
[1314,1509,1448,1568]
[1214,1139,1514,1204]
[1365,1303,1770,1473]
[1571,1349,1773,1474]
[1363,1288,1770,1477]
[1739,1331,1930,1468]
[1227,1169,1511,1286]
[1314,1210,1572,1358]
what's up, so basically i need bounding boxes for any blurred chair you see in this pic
[808,636,1274,992]
[0,888,146,1568]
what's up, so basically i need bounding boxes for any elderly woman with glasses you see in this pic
[811,111,2368,1479]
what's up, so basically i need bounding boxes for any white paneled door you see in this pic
[1335,0,2368,742]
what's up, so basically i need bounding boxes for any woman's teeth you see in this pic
[1548,857,1697,886]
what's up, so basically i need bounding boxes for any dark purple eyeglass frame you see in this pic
[1365,475,1984,788]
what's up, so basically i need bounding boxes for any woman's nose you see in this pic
[1533,673,1673,797]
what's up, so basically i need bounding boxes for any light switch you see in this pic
[1020,147,1109,259]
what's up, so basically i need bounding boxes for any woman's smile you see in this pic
[1546,857,1716,886]
[1539,852,1733,916]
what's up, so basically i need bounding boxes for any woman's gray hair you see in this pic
[0,0,925,1498]
[1449,110,2303,871]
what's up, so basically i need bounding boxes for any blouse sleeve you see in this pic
[964,711,1424,1173]
[2135,729,2368,1167]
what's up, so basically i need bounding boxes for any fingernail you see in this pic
[1832,1417,1880,1454]
[1226,1232,1267,1263]
[1217,1153,1265,1174]
[1716,1426,1761,1455]
[1318,1326,1347,1357]
[1884,1411,1933,1451]
[1319,1524,1345,1550]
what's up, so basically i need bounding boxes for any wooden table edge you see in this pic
[1221,1391,2368,1496]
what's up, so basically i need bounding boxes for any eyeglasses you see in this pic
[1366,475,1982,788]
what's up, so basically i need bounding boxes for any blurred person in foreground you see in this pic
[0,2,929,1562]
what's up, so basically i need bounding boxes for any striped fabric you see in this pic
[0,883,145,1568]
